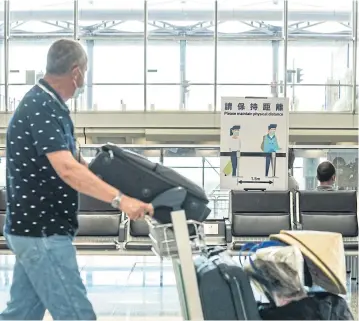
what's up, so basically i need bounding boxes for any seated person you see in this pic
[288,148,299,191]
[316,161,336,191]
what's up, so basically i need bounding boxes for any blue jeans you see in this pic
[0,233,96,320]
[230,151,238,177]
[265,155,271,177]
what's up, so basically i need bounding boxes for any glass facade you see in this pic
[0,0,357,112]
[0,144,357,218]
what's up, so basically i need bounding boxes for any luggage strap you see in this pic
[239,240,285,266]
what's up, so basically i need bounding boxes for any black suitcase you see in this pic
[89,144,211,224]
[194,248,261,320]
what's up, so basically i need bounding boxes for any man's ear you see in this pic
[71,65,80,80]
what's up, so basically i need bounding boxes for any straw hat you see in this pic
[270,230,346,295]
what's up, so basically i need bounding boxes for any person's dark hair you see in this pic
[229,125,241,136]
[317,161,336,183]
[288,148,295,170]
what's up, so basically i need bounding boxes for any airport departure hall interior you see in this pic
[0,0,358,320]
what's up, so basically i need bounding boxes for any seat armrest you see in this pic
[224,219,232,243]
[119,220,128,242]
[293,221,302,230]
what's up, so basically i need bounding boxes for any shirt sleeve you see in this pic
[26,102,70,157]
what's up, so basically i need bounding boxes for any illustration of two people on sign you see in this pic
[223,124,280,178]
[223,126,241,177]
[261,124,281,177]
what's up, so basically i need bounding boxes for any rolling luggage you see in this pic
[89,144,211,224]
[194,247,261,320]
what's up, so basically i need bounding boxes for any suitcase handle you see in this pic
[212,258,248,320]
[203,246,226,258]
[151,187,187,211]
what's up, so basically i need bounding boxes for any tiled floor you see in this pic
[0,255,182,319]
[0,254,357,320]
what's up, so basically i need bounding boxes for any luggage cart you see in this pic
[146,187,205,320]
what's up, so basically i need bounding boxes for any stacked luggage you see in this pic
[89,144,354,321]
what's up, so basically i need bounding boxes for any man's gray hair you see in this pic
[46,39,87,76]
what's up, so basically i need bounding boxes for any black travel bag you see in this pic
[88,144,211,224]
[259,292,354,320]
[194,247,261,320]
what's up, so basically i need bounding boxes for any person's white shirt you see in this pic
[229,137,241,151]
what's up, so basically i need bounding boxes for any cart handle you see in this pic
[151,187,187,211]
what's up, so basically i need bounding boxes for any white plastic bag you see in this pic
[244,245,307,307]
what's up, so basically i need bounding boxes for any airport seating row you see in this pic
[0,189,357,278]
[228,190,358,281]
[230,190,358,250]
[0,192,122,251]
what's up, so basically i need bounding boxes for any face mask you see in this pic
[73,85,85,99]
[73,70,85,99]
[233,131,239,137]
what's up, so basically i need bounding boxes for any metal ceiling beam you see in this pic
[188,21,216,35]
[0,9,352,23]
[5,19,352,40]
[147,21,178,35]
[240,21,274,35]
[41,20,73,31]
[290,21,325,31]
[0,20,27,31]
[189,21,213,31]
[153,20,180,30]
[90,21,125,34]
[84,20,124,32]
[5,31,351,41]
[339,22,351,28]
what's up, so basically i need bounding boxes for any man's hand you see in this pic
[120,195,154,220]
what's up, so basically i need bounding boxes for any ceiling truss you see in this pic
[0,19,352,40]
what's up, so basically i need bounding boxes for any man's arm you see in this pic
[260,136,265,151]
[76,151,88,167]
[25,104,152,217]
[274,137,280,151]
[80,155,88,167]
[48,150,118,204]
